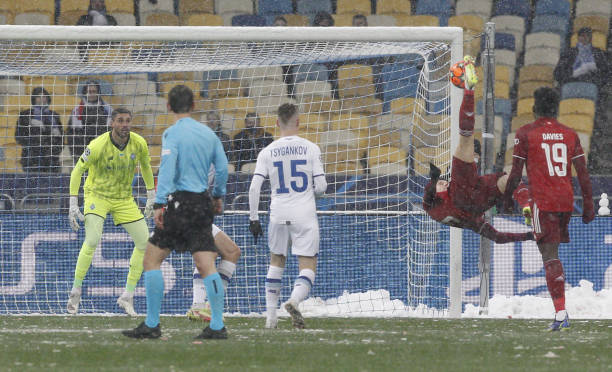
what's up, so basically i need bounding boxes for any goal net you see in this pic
[0,26,462,317]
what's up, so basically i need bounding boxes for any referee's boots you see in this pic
[122,322,161,339]
[195,326,228,340]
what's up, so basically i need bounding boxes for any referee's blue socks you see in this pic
[203,273,225,330]
[144,269,164,328]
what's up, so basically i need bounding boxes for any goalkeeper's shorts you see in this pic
[149,191,216,254]
[84,193,143,225]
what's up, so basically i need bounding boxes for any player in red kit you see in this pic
[503,87,594,331]
[423,56,534,244]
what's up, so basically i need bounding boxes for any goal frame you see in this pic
[0,25,463,317]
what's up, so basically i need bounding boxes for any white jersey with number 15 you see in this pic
[252,136,326,224]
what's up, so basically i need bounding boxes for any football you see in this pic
[449,61,465,88]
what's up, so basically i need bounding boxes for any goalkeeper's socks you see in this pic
[192,269,207,306]
[459,89,475,137]
[265,266,284,319]
[203,273,225,331]
[144,269,164,328]
[217,260,237,291]
[544,259,566,313]
[289,269,315,305]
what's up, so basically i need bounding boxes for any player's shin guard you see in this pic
[192,269,206,306]
[144,269,164,328]
[73,242,96,288]
[217,260,236,291]
[544,259,566,313]
[459,89,475,137]
[265,266,284,320]
[289,269,315,305]
[203,273,225,331]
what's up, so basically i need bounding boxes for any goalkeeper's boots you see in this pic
[194,326,228,340]
[117,292,137,317]
[186,303,212,323]
[284,301,305,329]
[67,287,81,315]
[522,206,533,226]
[463,55,478,90]
[548,310,570,332]
[122,321,161,339]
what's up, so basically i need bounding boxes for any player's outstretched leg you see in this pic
[187,269,212,322]
[284,267,315,329]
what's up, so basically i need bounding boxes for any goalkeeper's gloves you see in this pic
[68,196,84,231]
[522,206,532,226]
[143,189,156,218]
[463,55,478,90]
[249,220,262,243]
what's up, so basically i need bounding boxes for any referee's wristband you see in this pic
[153,203,166,210]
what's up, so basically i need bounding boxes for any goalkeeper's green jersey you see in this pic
[70,131,155,199]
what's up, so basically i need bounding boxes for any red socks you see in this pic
[459,89,475,137]
[513,182,531,208]
[544,259,566,312]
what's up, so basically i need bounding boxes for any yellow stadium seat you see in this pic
[4,96,30,114]
[413,146,447,176]
[336,0,372,15]
[324,145,364,175]
[281,14,309,26]
[0,0,16,19]
[369,146,406,167]
[51,95,80,114]
[573,15,609,35]
[186,13,223,26]
[298,114,327,132]
[330,113,369,131]
[333,14,354,26]
[144,12,179,26]
[157,71,196,82]
[58,10,83,25]
[299,97,340,114]
[511,114,534,132]
[376,0,411,15]
[179,0,214,23]
[390,97,417,115]
[519,65,554,84]
[395,15,439,27]
[0,144,22,172]
[517,98,534,116]
[558,114,594,135]
[61,0,88,12]
[341,96,383,115]
[448,15,484,33]
[337,64,375,98]
[559,98,595,118]
[217,97,256,116]
[207,80,242,98]
[518,81,553,100]
[412,115,442,148]
[148,145,161,169]
[16,0,55,15]
[570,31,607,50]
[105,0,135,14]
[475,80,510,100]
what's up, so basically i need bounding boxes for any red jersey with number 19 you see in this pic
[513,117,584,212]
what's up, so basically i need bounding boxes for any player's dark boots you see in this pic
[195,326,228,339]
[122,321,161,339]
[284,302,305,329]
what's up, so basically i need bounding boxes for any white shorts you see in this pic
[212,223,221,238]
[268,220,319,257]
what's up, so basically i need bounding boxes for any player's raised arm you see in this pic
[312,145,327,196]
[154,128,179,208]
[248,150,268,241]
[571,136,594,223]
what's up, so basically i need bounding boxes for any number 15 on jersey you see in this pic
[273,159,308,194]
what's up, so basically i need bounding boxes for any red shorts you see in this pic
[531,203,571,244]
[450,157,503,216]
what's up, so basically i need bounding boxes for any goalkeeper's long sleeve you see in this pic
[248,174,264,221]
[139,145,155,191]
[69,159,86,196]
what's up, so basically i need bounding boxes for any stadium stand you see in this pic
[376,0,411,16]
[336,0,372,15]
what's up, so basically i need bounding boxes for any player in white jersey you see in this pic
[248,103,327,329]
[187,165,241,322]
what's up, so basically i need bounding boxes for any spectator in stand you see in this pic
[554,27,608,89]
[232,112,273,171]
[76,0,118,26]
[313,11,334,27]
[67,81,113,163]
[204,111,231,157]
[15,87,64,173]
[352,14,368,27]
[273,15,287,27]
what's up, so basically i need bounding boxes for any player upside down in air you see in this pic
[423,56,534,244]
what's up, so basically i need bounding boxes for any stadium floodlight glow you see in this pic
[0,25,462,317]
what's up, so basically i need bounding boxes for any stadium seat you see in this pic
[332,14,354,26]
[482,32,515,52]
[232,14,266,26]
[389,98,417,115]
[248,79,287,97]
[366,14,396,26]
[474,115,505,150]
[144,12,179,26]
[558,114,595,135]
[511,113,534,131]
[321,130,361,149]
[455,0,492,21]
[113,13,136,26]
[336,0,372,15]
[105,0,135,14]
[449,15,485,34]
[257,0,293,16]
[573,15,609,35]
[255,96,297,114]
[276,14,309,26]
[0,144,22,172]
[490,15,526,54]
[575,0,612,18]
[531,15,569,43]
[216,0,254,15]
[535,0,570,18]
[180,0,214,18]
[186,14,223,26]
[324,145,364,174]
[161,81,200,97]
[0,79,25,96]
[523,47,559,67]
[294,80,333,99]
[238,66,284,83]
[394,15,439,27]
[519,65,554,86]
[114,80,157,96]
[294,64,330,83]
[337,64,375,98]
[476,99,511,118]
[61,0,89,13]
[381,62,420,102]
[559,98,596,118]
[330,113,370,131]
[3,95,31,114]
[369,162,408,176]
[368,146,407,167]
[517,81,553,100]
[296,0,333,18]
[377,0,411,15]
[15,1,55,17]
[217,97,256,117]
[139,0,173,18]
[299,97,340,114]
[415,0,451,26]
[525,32,561,51]
[494,0,530,21]
[516,98,534,116]
[341,96,384,116]
[14,13,51,25]
[413,147,442,176]
[411,115,442,148]
[570,31,608,50]
[561,82,598,102]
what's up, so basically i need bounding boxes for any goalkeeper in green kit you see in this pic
[67,107,156,316]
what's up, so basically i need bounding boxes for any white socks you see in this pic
[289,269,315,305]
[265,266,284,320]
[192,260,237,307]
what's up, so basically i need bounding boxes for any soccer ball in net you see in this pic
[449,61,466,89]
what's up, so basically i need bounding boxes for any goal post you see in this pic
[0,25,463,317]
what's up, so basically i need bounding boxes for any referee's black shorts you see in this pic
[149,191,217,254]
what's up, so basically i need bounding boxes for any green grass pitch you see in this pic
[1,316,611,372]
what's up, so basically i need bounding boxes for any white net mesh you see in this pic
[0,31,456,316]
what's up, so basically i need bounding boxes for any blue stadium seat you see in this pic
[494,0,530,21]
[531,15,569,43]
[415,0,452,26]
[428,99,448,114]
[294,64,330,83]
[535,0,570,18]
[381,62,420,105]
[476,99,512,117]
[296,0,332,17]
[231,14,267,26]
[258,0,293,16]
[481,32,516,51]
[561,82,598,102]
